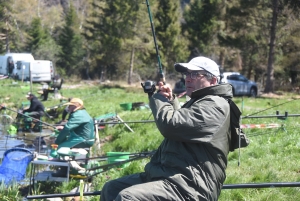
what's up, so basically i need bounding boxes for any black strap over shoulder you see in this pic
[182,95,250,151]
[226,98,250,152]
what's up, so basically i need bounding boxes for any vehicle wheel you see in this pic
[250,87,257,97]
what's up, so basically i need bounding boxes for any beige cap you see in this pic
[65,98,84,111]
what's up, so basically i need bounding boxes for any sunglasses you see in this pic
[182,72,206,80]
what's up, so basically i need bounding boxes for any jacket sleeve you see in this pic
[55,111,85,144]
[23,100,34,113]
[149,93,228,143]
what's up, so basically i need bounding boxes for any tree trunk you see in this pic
[85,62,90,80]
[6,20,9,53]
[219,49,225,68]
[128,47,134,85]
[264,0,278,93]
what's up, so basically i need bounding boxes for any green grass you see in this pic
[1,78,300,200]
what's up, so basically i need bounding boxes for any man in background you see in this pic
[22,92,45,119]
[20,92,45,132]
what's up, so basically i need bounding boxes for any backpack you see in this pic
[226,98,250,152]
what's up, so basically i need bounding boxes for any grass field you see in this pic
[0,78,300,200]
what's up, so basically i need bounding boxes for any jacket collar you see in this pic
[190,83,233,99]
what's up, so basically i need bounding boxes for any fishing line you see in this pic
[243,98,299,118]
[1,106,56,129]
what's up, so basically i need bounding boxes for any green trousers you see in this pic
[100,173,189,201]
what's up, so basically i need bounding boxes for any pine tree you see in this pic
[26,17,48,56]
[182,0,220,57]
[264,0,300,93]
[0,0,13,53]
[56,3,84,76]
[82,0,154,81]
[219,1,271,79]
[155,0,189,73]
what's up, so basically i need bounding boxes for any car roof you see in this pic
[223,72,240,75]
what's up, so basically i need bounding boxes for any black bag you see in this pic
[227,98,250,152]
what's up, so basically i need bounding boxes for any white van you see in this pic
[15,60,53,83]
[0,53,34,76]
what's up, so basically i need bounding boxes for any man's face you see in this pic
[184,71,214,97]
[68,105,77,113]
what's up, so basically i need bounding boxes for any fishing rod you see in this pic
[26,181,300,199]
[94,110,300,125]
[74,151,155,161]
[84,153,153,179]
[95,120,154,125]
[26,191,102,199]
[1,106,56,129]
[243,97,299,118]
[141,0,165,95]
[243,111,300,119]
[145,0,164,83]
[44,101,67,111]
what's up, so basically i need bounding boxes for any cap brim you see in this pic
[174,63,204,72]
[64,102,75,106]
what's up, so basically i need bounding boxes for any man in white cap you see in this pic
[101,56,233,201]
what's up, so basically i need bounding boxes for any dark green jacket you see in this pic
[146,83,233,201]
[55,109,95,147]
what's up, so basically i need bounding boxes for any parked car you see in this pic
[173,77,186,95]
[221,72,258,97]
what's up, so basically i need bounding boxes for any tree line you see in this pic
[0,0,300,92]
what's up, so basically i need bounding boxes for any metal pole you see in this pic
[22,65,24,83]
[26,182,300,199]
[242,114,300,119]
[222,182,300,189]
[95,112,300,125]
[26,191,102,199]
[29,62,32,93]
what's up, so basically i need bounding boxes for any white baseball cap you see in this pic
[174,56,220,77]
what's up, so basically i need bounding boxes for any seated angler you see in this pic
[55,98,95,149]
[22,92,45,132]
[52,98,95,177]
[23,92,45,119]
